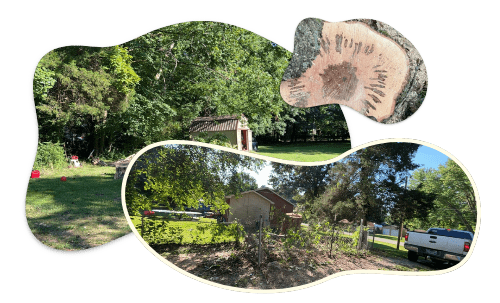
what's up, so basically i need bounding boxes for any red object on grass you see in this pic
[144,210,155,216]
[71,156,78,160]
[31,170,40,178]
[61,176,67,182]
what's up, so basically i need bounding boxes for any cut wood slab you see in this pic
[281,18,427,123]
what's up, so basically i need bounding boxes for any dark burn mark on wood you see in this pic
[365,86,386,97]
[364,100,376,110]
[290,85,306,92]
[344,39,348,48]
[320,61,358,101]
[354,43,358,54]
[366,44,374,55]
[370,84,385,88]
[349,39,353,48]
[376,73,388,80]
[364,45,370,54]
[288,79,311,107]
[358,42,362,54]
[368,93,381,103]
[321,37,331,54]
[335,34,343,54]
[373,65,381,69]
[374,70,387,73]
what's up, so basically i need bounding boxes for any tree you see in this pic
[381,175,436,248]
[34,46,140,156]
[226,172,258,194]
[312,142,422,224]
[125,144,264,216]
[121,21,293,146]
[268,161,334,221]
[409,159,477,232]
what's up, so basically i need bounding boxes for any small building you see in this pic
[189,114,253,151]
[224,187,297,231]
[382,225,407,237]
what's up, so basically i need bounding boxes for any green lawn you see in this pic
[253,142,351,162]
[371,240,408,259]
[26,165,131,250]
[130,216,243,245]
[374,234,405,242]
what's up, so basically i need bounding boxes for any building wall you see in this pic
[191,130,238,147]
[227,192,271,226]
[255,189,294,227]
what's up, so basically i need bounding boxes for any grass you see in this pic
[371,240,408,259]
[25,165,131,250]
[374,234,405,242]
[253,141,351,162]
[130,216,243,245]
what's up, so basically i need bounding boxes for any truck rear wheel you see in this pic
[408,250,418,262]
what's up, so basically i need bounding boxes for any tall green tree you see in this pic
[313,143,421,224]
[226,172,258,195]
[268,162,335,221]
[34,46,140,156]
[409,159,477,232]
[121,21,293,145]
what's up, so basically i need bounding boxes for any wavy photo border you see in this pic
[20,18,356,259]
[120,138,481,293]
[292,16,431,128]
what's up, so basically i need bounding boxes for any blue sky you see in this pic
[413,145,450,170]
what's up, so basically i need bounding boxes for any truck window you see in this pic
[428,229,473,240]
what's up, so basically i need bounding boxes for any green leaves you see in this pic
[125,144,264,216]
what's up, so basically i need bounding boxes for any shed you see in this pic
[224,187,295,229]
[189,114,253,151]
[382,225,407,237]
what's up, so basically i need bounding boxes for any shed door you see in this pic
[241,130,248,150]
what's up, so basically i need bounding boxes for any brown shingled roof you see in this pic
[189,115,247,133]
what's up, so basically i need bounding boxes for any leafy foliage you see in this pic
[33,142,67,170]
[312,143,426,225]
[125,144,264,216]
[140,218,244,245]
[34,46,141,156]
[121,21,293,145]
[408,159,477,232]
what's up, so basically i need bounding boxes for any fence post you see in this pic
[141,215,144,237]
[258,214,263,267]
[372,228,375,249]
[357,219,364,250]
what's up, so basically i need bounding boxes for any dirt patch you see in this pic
[152,242,434,290]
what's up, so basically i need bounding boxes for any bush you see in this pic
[33,142,67,170]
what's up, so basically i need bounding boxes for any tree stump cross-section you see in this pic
[281,19,414,123]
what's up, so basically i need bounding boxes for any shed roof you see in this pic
[189,114,248,133]
[255,187,295,208]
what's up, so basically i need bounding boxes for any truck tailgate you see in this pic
[409,232,466,255]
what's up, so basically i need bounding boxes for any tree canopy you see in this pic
[408,159,477,232]
[125,144,263,216]
[33,21,350,159]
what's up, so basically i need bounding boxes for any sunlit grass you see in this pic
[254,142,351,162]
[26,165,130,250]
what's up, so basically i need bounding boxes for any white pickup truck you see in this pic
[404,228,473,264]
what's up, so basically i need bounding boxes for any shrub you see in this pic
[33,142,67,170]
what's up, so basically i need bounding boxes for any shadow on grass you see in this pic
[26,173,131,250]
[257,142,352,156]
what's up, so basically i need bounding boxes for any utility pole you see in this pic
[397,176,407,250]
